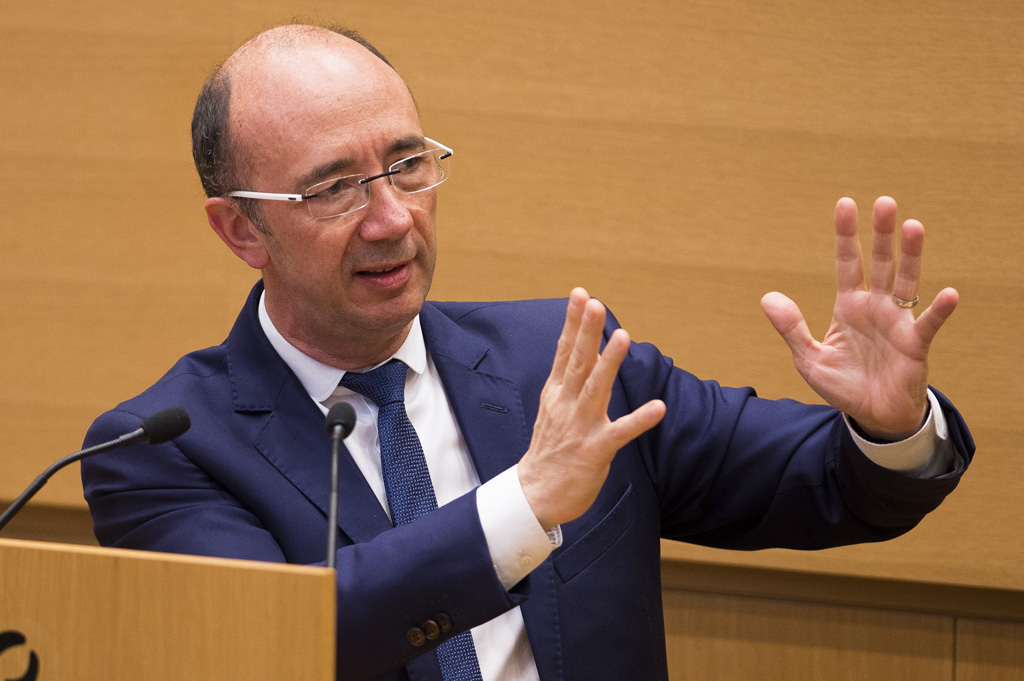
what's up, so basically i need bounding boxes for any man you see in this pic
[82,24,972,681]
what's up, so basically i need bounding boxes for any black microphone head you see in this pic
[140,407,191,444]
[326,402,356,439]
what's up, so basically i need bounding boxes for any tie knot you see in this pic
[340,359,409,407]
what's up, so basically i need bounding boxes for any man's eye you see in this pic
[393,155,424,173]
[312,178,355,197]
[321,179,346,196]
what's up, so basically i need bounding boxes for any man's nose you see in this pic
[357,176,414,241]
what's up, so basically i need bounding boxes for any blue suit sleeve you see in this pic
[606,315,973,550]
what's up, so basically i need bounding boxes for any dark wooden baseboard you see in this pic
[661,558,1024,623]
[0,503,98,546]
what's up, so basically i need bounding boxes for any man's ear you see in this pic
[204,197,270,270]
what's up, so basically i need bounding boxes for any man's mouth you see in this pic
[354,261,412,289]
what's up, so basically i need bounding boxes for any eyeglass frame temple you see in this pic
[424,137,454,160]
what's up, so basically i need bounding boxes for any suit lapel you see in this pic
[252,380,394,544]
[226,282,393,545]
[420,304,532,484]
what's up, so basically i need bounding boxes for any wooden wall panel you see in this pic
[956,619,1024,681]
[1,1,1021,596]
[662,589,953,680]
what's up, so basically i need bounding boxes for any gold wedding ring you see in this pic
[893,294,919,309]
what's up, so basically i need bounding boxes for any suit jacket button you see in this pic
[436,613,452,633]
[422,620,440,640]
[407,627,426,647]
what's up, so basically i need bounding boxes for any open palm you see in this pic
[761,197,959,440]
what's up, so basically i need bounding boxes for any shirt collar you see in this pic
[258,290,427,403]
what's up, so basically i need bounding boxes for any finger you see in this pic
[562,297,607,394]
[549,288,590,383]
[580,327,631,412]
[761,292,817,367]
[605,399,667,451]
[834,197,866,293]
[893,219,924,304]
[869,196,899,292]
[915,287,959,345]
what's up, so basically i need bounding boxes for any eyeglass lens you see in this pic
[304,148,450,218]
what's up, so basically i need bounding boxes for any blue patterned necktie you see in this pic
[341,360,484,681]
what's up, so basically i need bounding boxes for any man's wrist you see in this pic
[475,466,562,590]
[850,400,930,443]
[845,389,950,474]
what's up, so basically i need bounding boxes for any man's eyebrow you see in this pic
[386,135,428,158]
[296,136,428,192]
[296,157,358,192]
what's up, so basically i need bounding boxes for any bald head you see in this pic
[191,24,397,206]
[229,24,393,71]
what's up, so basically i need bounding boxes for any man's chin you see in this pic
[347,290,426,334]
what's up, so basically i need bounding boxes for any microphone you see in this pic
[0,407,191,532]
[325,402,356,569]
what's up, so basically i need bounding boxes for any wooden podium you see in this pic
[0,538,336,680]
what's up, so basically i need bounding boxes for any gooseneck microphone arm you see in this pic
[325,402,357,570]
[0,407,191,533]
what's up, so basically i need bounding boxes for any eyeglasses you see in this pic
[227,137,453,219]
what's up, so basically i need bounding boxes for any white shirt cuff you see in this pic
[476,465,561,590]
[844,389,953,477]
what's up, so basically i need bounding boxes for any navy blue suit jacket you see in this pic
[82,281,973,681]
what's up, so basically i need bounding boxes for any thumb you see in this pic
[761,292,815,364]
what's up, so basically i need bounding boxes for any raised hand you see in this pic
[518,288,666,530]
[761,196,959,440]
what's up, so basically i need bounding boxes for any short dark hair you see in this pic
[190,25,393,231]
[191,63,234,200]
